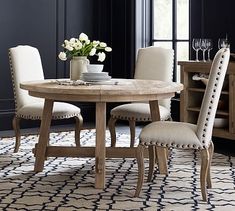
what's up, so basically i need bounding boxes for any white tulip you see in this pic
[99,42,107,47]
[86,39,91,44]
[65,45,73,51]
[93,40,100,46]
[75,41,83,50]
[79,33,88,41]
[58,52,67,61]
[64,40,69,45]
[98,52,106,62]
[70,42,76,47]
[105,47,112,52]
[70,38,76,43]
[89,48,96,56]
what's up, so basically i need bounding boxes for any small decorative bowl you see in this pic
[87,64,104,73]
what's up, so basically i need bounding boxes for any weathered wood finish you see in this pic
[21,79,183,189]
[200,148,210,201]
[21,79,183,102]
[147,145,155,182]
[179,61,235,140]
[75,115,83,148]
[12,116,21,153]
[34,99,54,172]
[135,145,145,197]
[108,116,117,147]
[129,119,136,148]
[95,102,106,188]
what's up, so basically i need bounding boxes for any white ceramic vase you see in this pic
[70,56,89,80]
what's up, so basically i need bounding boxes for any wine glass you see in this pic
[200,39,208,62]
[192,38,201,61]
[218,38,230,49]
[206,39,213,61]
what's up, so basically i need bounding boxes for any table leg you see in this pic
[34,99,54,172]
[95,102,106,189]
[149,100,160,121]
[149,100,168,175]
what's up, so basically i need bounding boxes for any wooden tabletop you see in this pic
[20,78,183,102]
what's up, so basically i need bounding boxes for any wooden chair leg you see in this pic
[129,119,136,147]
[12,116,21,153]
[108,116,117,147]
[156,146,168,175]
[207,142,214,189]
[200,148,210,201]
[75,114,83,147]
[147,145,155,182]
[134,145,145,197]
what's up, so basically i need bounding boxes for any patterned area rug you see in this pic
[0,130,235,211]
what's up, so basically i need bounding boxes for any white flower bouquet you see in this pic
[58,32,112,62]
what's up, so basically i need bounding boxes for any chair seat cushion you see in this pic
[16,102,81,120]
[110,103,170,121]
[139,121,203,149]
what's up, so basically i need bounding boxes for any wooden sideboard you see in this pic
[179,60,235,140]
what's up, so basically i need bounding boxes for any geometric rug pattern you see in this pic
[0,130,235,210]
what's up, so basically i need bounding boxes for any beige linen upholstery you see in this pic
[9,45,83,152]
[135,48,230,201]
[17,102,81,120]
[109,47,174,147]
[110,103,170,121]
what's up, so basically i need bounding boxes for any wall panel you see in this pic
[0,0,95,130]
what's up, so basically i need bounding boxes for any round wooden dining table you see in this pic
[20,78,183,189]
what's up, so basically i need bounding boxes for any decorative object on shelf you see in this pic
[192,38,201,61]
[218,34,230,49]
[192,38,213,61]
[200,39,208,62]
[206,39,213,61]
[58,32,112,80]
[192,73,209,86]
[192,72,229,90]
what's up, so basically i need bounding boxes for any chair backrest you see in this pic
[196,48,230,148]
[9,45,44,111]
[134,46,174,111]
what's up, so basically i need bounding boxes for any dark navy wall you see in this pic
[0,0,96,130]
[0,0,137,130]
[191,0,235,59]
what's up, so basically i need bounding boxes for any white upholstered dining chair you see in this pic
[9,45,83,153]
[108,47,174,147]
[134,48,230,201]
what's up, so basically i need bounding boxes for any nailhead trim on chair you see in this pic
[16,113,81,120]
[200,50,226,148]
[111,114,171,122]
[9,49,81,120]
[8,50,19,114]
[111,115,151,121]
[139,48,229,150]
[139,139,204,150]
